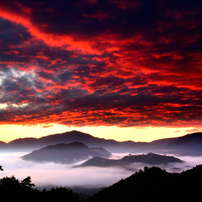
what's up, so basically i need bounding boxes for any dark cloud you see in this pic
[0,18,31,46]
[0,0,201,127]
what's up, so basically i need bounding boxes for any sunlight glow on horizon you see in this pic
[0,124,200,143]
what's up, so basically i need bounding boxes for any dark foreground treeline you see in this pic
[86,165,202,202]
[1,165,202,202]
[0,176,79,202]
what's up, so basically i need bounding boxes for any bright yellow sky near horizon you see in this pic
[0,124,200,143]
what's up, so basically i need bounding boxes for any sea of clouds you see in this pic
[1,152,202,189]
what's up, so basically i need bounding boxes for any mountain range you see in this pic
[21,142,111,164]
[1,130,202,156]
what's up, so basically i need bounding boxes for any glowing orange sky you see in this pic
[0,0,201,141]
[0,124,200,143]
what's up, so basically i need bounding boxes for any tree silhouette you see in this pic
[0,175,79,202]
[21,176,35,188]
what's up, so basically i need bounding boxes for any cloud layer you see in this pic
[1,152,202,189]
[0,0,201,127]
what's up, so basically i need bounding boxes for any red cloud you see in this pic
[0,7,100,55]
[0,0,201,128]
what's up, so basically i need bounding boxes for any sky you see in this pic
[0,0,201,142]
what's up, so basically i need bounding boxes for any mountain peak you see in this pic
[43,142,89,150]
[21,142,111,164]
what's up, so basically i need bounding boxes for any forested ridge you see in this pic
[86,165,202,202]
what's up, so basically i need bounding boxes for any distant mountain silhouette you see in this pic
[1,130,202,156]
[2,130,150,152]
[21,142,111,164]
[165,132,202,156]
[86,165,202,202]
[7,138,39,150]
[77,153,183,169]
[0,141,6,148]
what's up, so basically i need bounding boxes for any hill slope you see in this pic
[21,142,111,164]
[165,132,202,155]
[86,165,202,202]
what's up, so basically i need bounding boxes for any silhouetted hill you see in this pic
[78,157,118,167]
[8,138,39,150]
[2,130,149,153]
[21,142,111,164]
[0,141,6,148]
[150,137,177,146]
[165,132,202,155]
[121,153,182,164]
[1,130,202,155]
[38,130,149,152]
[86,165,202,202]
[78,153,183,169]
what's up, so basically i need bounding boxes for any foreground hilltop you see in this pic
[86,165,202,202]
